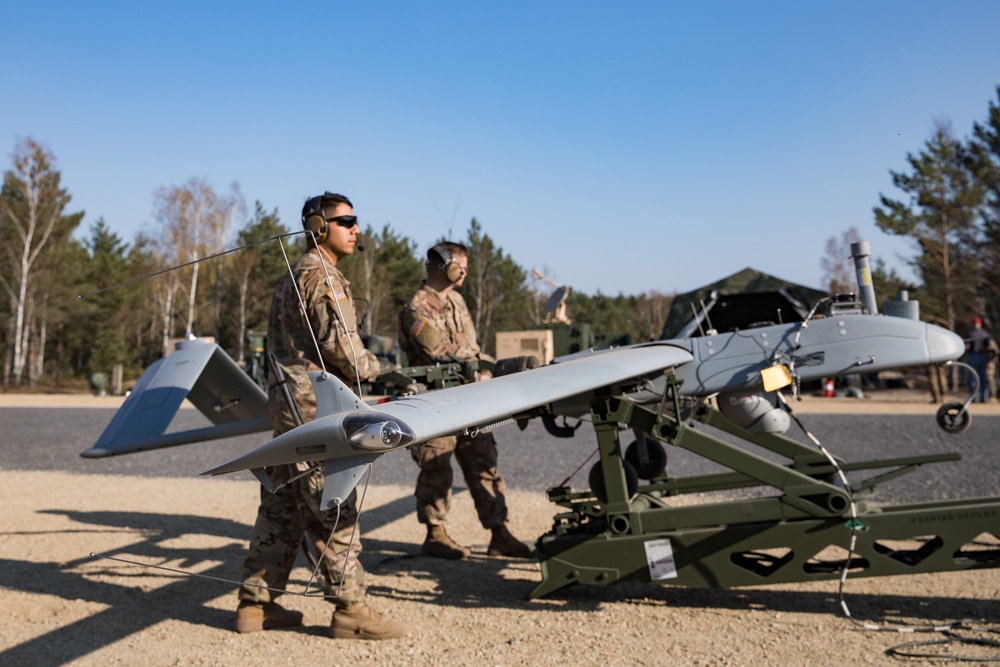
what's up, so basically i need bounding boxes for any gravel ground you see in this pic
[1,392,999,665]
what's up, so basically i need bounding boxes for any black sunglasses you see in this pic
[325,215,358,228]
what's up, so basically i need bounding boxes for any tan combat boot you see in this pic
[235,600,303,633]
[487,523,533,558]
[330,601,409,640]
[422,524,470,560]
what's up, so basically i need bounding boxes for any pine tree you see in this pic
[462,218,531,356]
[967,85,1000,328]
[338,223,423,340]
[83,219,136,379]
[874,122,985,331]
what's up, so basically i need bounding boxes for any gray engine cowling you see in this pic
[717,390,790,434]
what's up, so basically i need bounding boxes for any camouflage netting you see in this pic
[660,268,828,339]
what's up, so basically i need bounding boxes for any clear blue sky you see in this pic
[3,1,999,296]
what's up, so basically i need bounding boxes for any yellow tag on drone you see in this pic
[761,364,792,392]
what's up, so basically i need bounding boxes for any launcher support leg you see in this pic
[593,418,632,516]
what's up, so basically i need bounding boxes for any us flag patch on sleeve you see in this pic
[410,319,425,336]
[327,287,347,302]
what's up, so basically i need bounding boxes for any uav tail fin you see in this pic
[204,371,411,510]
[308,371,377,509]
[310,370,374,417]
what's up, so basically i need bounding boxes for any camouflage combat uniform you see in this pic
[966,325,995,402]
[398,283,508,529]
[240,249,380,608]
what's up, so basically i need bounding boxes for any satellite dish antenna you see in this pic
[533,268,571,324]
[545,286,568,316]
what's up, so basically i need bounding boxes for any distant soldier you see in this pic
[927,363,948,404]
[398,242,532,560]
[236,192,407,640]
[964,316,995,403]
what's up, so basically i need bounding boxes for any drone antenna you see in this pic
[277,234,329,377]
[690,302,705,337]
[309,237,364,396]
[76,231,307,300]
[449,195,461,240]
[432,194,462,240]
[700,298,715,333]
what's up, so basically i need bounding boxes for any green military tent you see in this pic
[660,268,828,340]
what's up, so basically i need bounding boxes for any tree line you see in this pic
[3,85,999,389]
[0,149,671,388]
[819,86,1000,337]
[871,88,1000,335]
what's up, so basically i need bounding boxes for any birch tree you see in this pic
[820,227,862,294]
[635,290,674,342]
[0,139,82,386]
[229,201,290,360]
[151,178,241,348]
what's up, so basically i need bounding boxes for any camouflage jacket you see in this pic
[399,283,494,366]
[267,249,379,433]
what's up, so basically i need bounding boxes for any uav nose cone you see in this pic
[926,324,965,364]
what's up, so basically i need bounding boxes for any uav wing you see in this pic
[203,342,693,508]
[81,337,270,458]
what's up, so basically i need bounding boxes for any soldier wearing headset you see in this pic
[236,192,406,640]
[398,242,532,560]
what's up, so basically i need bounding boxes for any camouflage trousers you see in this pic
[928,364,948,403]
[240,461,366,608]
[988,358,997,401]
[411,431,508,529]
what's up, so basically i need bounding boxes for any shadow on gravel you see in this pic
[550,580,1000,626]
[366,547,1000,628]
[0,492,419,665]
[0,508,245,666]
[3,494,998,665]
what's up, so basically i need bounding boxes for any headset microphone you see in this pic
[357,243,365,252]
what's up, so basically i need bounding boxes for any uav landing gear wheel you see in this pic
[624,439,667,479]
[936,402,971,434]
[589,460,639,504]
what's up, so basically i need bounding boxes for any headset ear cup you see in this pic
[429,243,463,282]
[304,214,327,244]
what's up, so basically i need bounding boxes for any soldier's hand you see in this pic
[376,356,399,378]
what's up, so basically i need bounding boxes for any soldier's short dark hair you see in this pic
[301,192,353,223]
[428,241,468,264]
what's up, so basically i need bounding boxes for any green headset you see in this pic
[302,192,353,245]
[429,243,465,283]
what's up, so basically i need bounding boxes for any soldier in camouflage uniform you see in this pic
[236,192,407,640]
[398,242,532,560]
[965,316,995,402]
